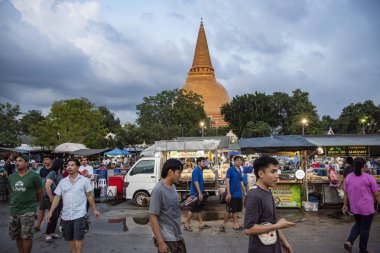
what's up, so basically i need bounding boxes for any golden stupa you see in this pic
[182,21,230,127]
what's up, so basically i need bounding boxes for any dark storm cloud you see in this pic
[0,0,379,123]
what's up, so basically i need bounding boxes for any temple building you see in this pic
[182,21,230,127]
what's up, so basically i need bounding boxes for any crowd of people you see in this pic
[1,152,380,253]
[4,153,100,253]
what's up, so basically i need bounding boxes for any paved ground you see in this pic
[0,198,379,253]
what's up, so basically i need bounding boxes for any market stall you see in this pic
[239,135,317,208]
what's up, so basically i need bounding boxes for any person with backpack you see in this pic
[44,159,64,242]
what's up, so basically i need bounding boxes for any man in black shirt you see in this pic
[244,156,295,253]
[1,154,14,178]
[342,157,354,178]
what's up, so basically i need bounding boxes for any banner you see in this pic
[326,146,368,157]
[271,184,302,208]
[169,151,205,158]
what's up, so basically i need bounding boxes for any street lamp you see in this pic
[301,118,308,135]
[360,117,366,134]
[200,121,205,137]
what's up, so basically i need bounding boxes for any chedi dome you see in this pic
[182,21,230,127]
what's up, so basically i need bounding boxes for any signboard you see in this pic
[169,151,205,158]
[271,184,302,208]
[325,146,368,157]
[274,151,300,157]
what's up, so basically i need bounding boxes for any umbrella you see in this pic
[122,149,133,155]
[104,148,123,156]
[54,143,87,153]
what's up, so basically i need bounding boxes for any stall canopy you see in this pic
[104,148,132,156]
[238,135,316,154]
[70,148,110,156]
[238,134,380,155]
[54,143,87,153]
[140,145,156,157]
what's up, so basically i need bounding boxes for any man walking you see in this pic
[46,158,100,253]
[8,154,43,253]
[244,156,295,253]
[220,156,246,232]
[35,154,53,231]
[149,158,187,253]
[79,156,94,232]
[184,157,210,231]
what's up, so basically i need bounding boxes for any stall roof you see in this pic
[304,135,380,147]
[70,148,110,156]
[238,134,380,154]
[175,136,230,149]
[238,135,316,153]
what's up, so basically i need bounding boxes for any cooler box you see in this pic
[108,176,124,194]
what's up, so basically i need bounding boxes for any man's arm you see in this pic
[241,181,246,195]
[45,179,54,202]
[37,188,43,202]
[244,219,295,235]
[194,181,203,201]
[149,214,169,253]
[278,230,293,253]
[86,192,100,219]
[225,178,231,201]
[46,195,61,222]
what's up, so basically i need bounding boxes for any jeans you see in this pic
[347,213,374,252]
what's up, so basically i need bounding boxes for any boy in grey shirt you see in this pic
[149,159,186,253]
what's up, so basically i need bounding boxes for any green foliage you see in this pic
[98,105,121,133]
[116,123,143,149]
[221,89,322,137]
[30,98,108,149]
[242,121,272,138]
[136,89,207,143]
[336,100,380,134]
[0,102,21,147]
[19,110,45,134]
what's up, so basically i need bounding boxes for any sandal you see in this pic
[51,234,61,239]
[199,224,211,229]
[344,242,352,252]
[45,236,53,243]
[233,226,244,231]
[184,225,193,232]
[219,225,226,232]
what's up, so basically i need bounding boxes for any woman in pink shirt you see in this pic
[343,157,380,253]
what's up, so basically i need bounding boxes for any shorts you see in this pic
[153,237,187,253]
[39,197,49,210]
[226,197,243,213]
[9,212,35,240]
[62,216,86,241]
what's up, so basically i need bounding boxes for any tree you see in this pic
[242,121,272,138]
[19,110,45,135]
[98,106,121,134]
[136,89,207,143]
[116,123,143,150]
[336,100,380,134]
[30,98,108,149]
[0,102,21,147]
[320,115,337,134]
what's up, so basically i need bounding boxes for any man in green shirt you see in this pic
[8,154,43,253]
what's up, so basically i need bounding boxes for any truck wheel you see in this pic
[134,191,149,207]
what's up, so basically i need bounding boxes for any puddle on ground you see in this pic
[89,214,150,233]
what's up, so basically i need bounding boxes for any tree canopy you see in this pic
[0,102,21,147]
[136,89,207,143]
[30,98,108,149]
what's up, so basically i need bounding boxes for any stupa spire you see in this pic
[189,20,214,76]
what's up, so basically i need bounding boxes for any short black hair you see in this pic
[353,157,366,176]
[233,156,243,162]
[51,158,64,172]
[345,157,354,166]
[161,158,183,178]
[43,154,53,160]
[196,157,206,164]
[66,158,80,167]
[254,156,279,178]
[81,156,89,161]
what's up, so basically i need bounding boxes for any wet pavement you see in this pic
[0,197,379,253]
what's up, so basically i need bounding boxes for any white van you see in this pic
[123,156,164,206]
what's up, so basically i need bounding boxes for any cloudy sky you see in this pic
[1,0,379,123]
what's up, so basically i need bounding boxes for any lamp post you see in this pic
[301,118,308,135]
[360,118,366,134]
[200,121,205,137]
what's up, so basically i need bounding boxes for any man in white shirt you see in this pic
[47,158,100,253]
[79,157,93,179]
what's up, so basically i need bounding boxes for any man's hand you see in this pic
[46,212,53,223]
[93,210,100,219]
[281,241,294,253]
[342,205,349,214]
[226,193,232,202]
[198,193,204,202]
[276,218,296,229]
[158,241,170,253]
